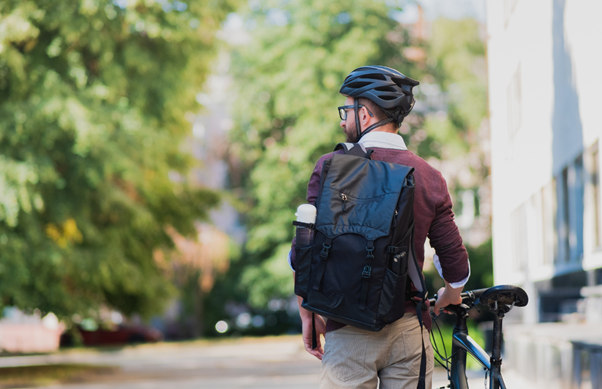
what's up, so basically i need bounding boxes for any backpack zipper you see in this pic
[341,193,347,211]
[392,209,398,228]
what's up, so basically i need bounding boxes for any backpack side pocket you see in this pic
[377,254,408,321]
[294,245,313,299]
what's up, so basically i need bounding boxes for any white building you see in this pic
[488,0,602,324]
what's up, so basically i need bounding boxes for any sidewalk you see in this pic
[0,335,535,388]
[0,336,320,388]
[504,322,602,389]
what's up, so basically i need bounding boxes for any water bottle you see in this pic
[295,204,316,247]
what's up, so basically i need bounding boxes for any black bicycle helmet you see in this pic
[339,65,419,140]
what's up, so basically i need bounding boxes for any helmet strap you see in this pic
[354,98,362,142]
[358,117,395,140]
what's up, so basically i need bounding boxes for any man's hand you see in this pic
[298,296,326,360]
[434,280,463,314]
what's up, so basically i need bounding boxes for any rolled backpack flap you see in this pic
[315,153,414,242]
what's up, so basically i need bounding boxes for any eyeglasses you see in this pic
[338,105,374,121]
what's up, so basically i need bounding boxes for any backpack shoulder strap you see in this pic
[334,142,355,152]
[334,143,373,158]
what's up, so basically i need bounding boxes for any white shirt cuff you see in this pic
[433,254,470,289]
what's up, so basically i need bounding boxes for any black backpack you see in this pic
[294,143,429,389]
[294,142,427,330]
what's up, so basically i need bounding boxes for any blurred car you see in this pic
[61,324,163,347]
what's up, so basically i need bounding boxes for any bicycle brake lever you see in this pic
[467,294,481,313]
[467,290,475,301]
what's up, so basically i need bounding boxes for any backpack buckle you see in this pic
[366,241,375,259]
[320,243,331,259]
[362,265,371,278]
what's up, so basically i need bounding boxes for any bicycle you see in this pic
[429,285,529,389]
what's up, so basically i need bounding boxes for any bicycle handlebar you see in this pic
[428,287,490,308]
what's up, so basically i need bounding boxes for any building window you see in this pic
[569,156,584,262]
[591,143,601,248]
[511,204,528,271]
[542,181,557,265]
[507,65,522,140]
[556,168,570,263]
[555,155,585,264]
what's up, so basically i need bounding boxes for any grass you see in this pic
[430,321,487,371]
[0,364,118,388]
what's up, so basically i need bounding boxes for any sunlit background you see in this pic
[0,0,600,388]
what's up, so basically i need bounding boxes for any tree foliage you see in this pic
[420,18,489,191]
[0,0,236,319]
[419,18,491,291]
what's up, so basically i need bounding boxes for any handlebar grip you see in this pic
[429,287,491,309]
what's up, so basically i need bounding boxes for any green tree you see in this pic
[420,18,489,201]
[226,0,426,309]
[420,18,491,289]
[0,0,236,320]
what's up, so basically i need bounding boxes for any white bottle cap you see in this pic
[295,204,317,224]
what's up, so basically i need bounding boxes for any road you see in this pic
[0,336,528,388]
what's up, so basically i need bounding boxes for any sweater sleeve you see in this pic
[427,176,470,284]
[306,153,334,205]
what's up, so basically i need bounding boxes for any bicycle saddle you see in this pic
[478,285,528,309]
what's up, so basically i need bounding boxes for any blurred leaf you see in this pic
[0,0,236,319]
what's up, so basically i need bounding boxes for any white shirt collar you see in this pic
[357,131,408,150]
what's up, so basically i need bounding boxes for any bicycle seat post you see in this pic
[479,285,528,389]
[490,309,506,389]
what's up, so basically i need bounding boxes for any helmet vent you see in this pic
[363,73,387,81]
[380,95,397,101]
[347,81,371,89]
[375,86,397,92]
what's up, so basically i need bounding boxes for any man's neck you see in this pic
[363,126,398,135]
[357,130,407,150]
[370,128,397,134]
[362,118,397,134]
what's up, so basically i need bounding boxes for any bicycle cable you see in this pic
[429,311,452,378]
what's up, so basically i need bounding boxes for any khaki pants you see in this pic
[320,314,434,389]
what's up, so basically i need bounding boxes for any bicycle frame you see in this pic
[447,306,505,389]
[432,285,528,389]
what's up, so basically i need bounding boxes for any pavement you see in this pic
[0,335,531,388]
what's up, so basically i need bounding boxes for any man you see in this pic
[291,66,470,389]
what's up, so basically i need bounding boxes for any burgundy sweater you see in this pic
[293,147,469,332]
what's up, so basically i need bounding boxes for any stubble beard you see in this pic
[344,122,359,143]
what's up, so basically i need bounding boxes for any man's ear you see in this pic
[360,106,371,126]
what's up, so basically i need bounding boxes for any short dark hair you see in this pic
[358,97,387,121]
